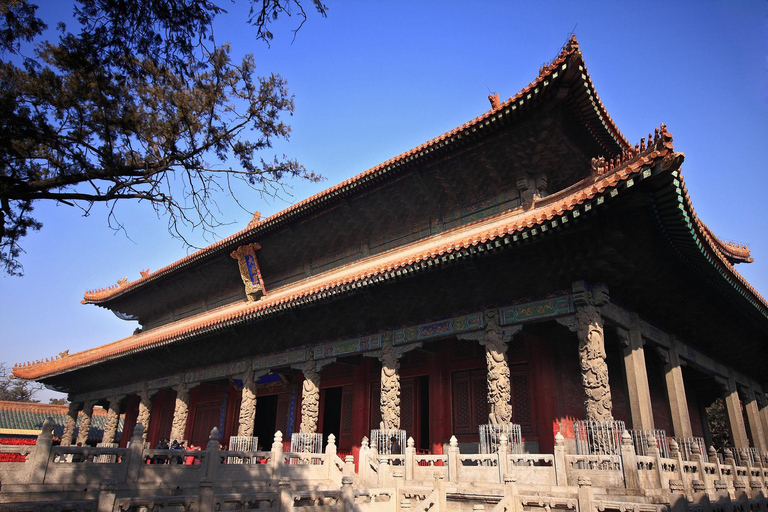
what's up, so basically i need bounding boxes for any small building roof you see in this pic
[0,401,120,440]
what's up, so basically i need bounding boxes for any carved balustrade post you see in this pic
[237,372,258,438]
[61,401,80,446]
[102,395,123,445]
[553,432,567,487]
[379,335,401,430]
[170,383,190,442]
[300,359,321,434]
[28,418,54,485]
[76,401,94,445]
[447,436,459,482]
[479,310,521,426]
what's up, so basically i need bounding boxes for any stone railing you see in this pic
[0,419,344,495]
[3,421,768,512]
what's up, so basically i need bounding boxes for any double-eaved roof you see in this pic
[13,36,764,384]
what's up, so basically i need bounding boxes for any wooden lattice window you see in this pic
[451,366,531,435]
[340,387,354,442]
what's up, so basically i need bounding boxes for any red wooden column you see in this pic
[119,395,140,448]
[429,345,452,454]
[350,359,371,469]
[530,334,557,454]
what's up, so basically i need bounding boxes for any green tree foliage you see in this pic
[0,362,42,401]
[0,0,327,275]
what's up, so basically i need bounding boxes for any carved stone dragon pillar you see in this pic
[75,401,94,445]
[237,372,258,438]
[137,388,156,441]
[61,402,80,446]
[480,310,521,425]
[575,304,613,422]
[170,383,190,442]
[558,282,613,423]
[379,336,401,430]
[102,395,122,445]
[300,360,321,434]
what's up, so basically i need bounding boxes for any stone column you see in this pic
[379,336,401,430]
[102,395,122,445]
[170,383,190,442]
[618,325,654,431]
[719,377,750,450]
[76,401,94,445]
[757,393,768,449]
[660,343,693,438]
[300,359,320,433]
[237,372,258,437]
[61,401,80,446]
[574,304,613,421]
[741,386,767,453]
[479,310,521,425]
[136,389,156,441]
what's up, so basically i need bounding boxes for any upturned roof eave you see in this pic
[81,36,631,308]
[19,133,717,382]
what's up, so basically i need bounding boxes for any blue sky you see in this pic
[2,1,767,401]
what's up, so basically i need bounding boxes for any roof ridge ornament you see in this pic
[488,93,501,110]
[591,123,678,178]
[247,211,262,228]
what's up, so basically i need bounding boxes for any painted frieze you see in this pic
[499,294,573,325]
[393,312,483,345]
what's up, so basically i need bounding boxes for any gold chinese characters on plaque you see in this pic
[231,243,266,301]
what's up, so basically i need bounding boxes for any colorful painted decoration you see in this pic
[230,243,266,301]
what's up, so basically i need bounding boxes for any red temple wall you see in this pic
[553,336,587,438]
[119,394,140,448]
[687,385,706,438]
[647,359,673,435]
[147,388,175,446]
[185,382,237,448]
[607,347,631,427]
[529,335,557,453]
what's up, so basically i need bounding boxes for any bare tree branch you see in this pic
[0,0,328,275]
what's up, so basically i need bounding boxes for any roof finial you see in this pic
[247,211,262,228]
[488,93,501,110]
[566,34,579,52]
